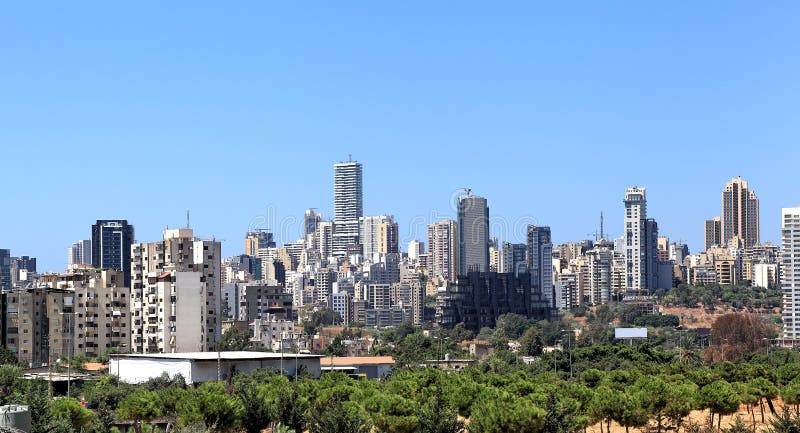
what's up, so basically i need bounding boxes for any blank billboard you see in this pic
[614,327,648,339]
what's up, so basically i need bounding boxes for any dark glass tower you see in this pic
[91,220,135,287]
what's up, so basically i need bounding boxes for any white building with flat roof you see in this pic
[109,351,323,384]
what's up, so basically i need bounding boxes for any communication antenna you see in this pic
[186,210,190,229]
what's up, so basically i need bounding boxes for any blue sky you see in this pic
[1,2,798,271]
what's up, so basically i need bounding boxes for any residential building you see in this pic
[704,217,721,251]
[0,249,10,291]
[721,177,760,248]
[501,242,527,275]
[130,228,221,353]
[332,160,363,257]
[360,215,395,259]
[68,240,92,268]
[458,192,489,274]
[91,220,135,287]
[623,188,661,297]
[245,230,275,256]
[527,225,554,308]
[304,209,322,237]
[427,220,459,281]
[782,207,800,343]
[407,240,424,262]
[238,284,292,322]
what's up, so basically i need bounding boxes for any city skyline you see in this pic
[0,169,793,272]
[1,3,798,271]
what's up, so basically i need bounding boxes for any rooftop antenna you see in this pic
[348,154,352,162]
[186,210,190,229]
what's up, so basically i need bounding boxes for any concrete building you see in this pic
[408,240,424,262]
[91,220,135,288]
[238,284,292,322]
[436,271,551,332]
[555,272,578,311]
[68,240,92,269]
[753,263,779,289]
[245,230,275,256]
[501,242,527,276]
[313,269,336,307]
[360,215,396,259]
[320,356,395,379]
[782,207,800,343]
[721,177,760,248]
[585,247,614,305]
[109,352,323,384]
[0,249,11,291]
[304,209,322,237]
[458,192,489,274]
[704,217,722,251]
[332,160,363,258]
[527,225,554,309]
[427,220,459,282]
[623,188,661,297]
[251,315,295,351]
[130,228,222,353]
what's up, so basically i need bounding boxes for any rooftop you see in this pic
[109,351,323,361]
[321,356,395,366]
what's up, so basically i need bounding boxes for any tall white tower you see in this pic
[782,207,800,342]
[332,159,363,257]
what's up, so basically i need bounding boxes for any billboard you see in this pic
[614,327,648,339]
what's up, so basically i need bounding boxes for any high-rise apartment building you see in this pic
[91,220,135,287]
[360,215,396,258]
[0,249,11,291]
[130,228,221,353]
[332,160,363,257]
[458,192,489,274]
[721,177,760,248]
[623,188,660,296]
[501,242,527,276]
[407,240,424,262]
[68,240,92,268]
[427,220,459,281]
[304,209,322,237]
[782,207,800,342]
[704,217,721,251]
[527,225,554,308]
[245,230,275,256]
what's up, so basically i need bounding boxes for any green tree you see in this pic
[519,327,544,357]
[51,398,94,432]
[0,364,21,405]
[179,382,244,432]
[781,378,800,413]
[308,390,371,433]
[116,390,162,433]
[495,313,532,339]
[218,327,251,351]
[232,376,273,433]
[468,395,545,433]
[417,384,464,433]
[699,380,741,430]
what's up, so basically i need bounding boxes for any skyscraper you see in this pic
[704,217,721,251]
[721,177,760,248]
[245,230,275,256]
[91,220,135,287]
[623,188,660,296]
[782,207,800,343]
[527,225,554,308]
[304,209,322,237]
[457,191,489,274]
[0,249,10,291]
[68,240,92,268]
[332,159,363,257]
[360,215,395,259]
[427,220,459,281]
